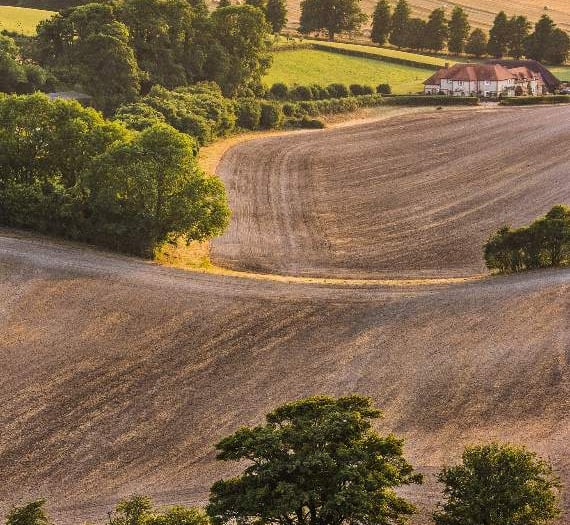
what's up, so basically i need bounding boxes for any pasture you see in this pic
[0,5,53,34]
[551,65,570,81]
[265,48,429,94]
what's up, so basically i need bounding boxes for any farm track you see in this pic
[1,106,569,523]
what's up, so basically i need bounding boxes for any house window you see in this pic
[485,80,490,85]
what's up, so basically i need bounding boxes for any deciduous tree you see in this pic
[506,15,530,59]
[434,443,561,525]
[465,28,487,57]
[207,395,422,525]
[265,0,288,33]
[300,0,367,41]
[487,11,509,58]
[424,7,448,52]
[389,0,410,48]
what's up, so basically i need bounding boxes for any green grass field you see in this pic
[551,66,570,82]
[0,5,53,35]
[312,40,455,68]
[265,49,429,94]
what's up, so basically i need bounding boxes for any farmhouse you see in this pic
[424,63,547,97]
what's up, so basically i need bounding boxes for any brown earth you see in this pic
[1,106,569,524]
[213,105,570,279]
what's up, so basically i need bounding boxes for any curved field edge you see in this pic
[0,233,569,524]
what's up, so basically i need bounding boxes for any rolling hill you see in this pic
[0,5,52,34]
[1,105,569,524]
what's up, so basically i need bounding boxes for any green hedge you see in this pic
[500,95,570,106]
[310,43,440,71]
[383,96,479,106]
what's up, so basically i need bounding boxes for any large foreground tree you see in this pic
[299,0,367,41]
[434,443,561,525]
[207,395,422,525]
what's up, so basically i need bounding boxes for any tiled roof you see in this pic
[424,63,515,85]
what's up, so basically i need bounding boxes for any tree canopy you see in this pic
[389,0,411,48]
[448,6,470,55]
[434,443,561,525]
[370,0,391,46]
[207,395,422,525]
[299,0,368,41]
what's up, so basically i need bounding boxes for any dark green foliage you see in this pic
[484,205,570,273]
[370,0,391,46]
[524,15,570,65]
[349,83,374,95]
[299,0,367,41]
[384,95,478,106]
[114,102,166,131]
[389,0,411,48]
[142,85,236,145]
[506,15,531,59]
[376,83,391,94]
[289,84,313,100]
[109,496,209,525]
[265,0,287,33]
[500,95,570,105]
[0,35,51,94]
[269,82,289,98]
[234,98,262,129]
[448,6,470,55]
[465,28,488,57]
[326,82,349,98]
[434,443,561,525]
[424,7,448,52]
[487,11,509,58]
[6,499,50,525]
[406,18,426,50]
[309,83,329,99]
[207,395,422,525]
[0,94,230,257]
[259,101,284,128]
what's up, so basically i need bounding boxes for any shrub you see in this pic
[349,84,374,96]
[234,98,262,130]
[500,95,570,106]
[6,499,50,525]
[282,102,299,117]
[259,101,284,129]
[376,83,392,95]
[297,116,325,128]
[269,82,289,99]
[309,83,329,100]
[114,103,166,131]
[326,83,350,98]
[289,85,314,100]
[383,95,478,106]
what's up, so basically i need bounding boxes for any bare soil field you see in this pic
[1,106,569,524]
[0,233,569,523]
[213,105,570,279]
[283,0,570,32]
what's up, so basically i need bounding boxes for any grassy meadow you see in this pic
[0,5,53,34]
[551,66,570,82]
[265,49,429,94]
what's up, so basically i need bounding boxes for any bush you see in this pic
[376,83,392,95]
[326,83,350,98]
[309,83,330,100]
[383,95,479,106]
[6,499,50,525]
[289,85,314,100]
[259,101,284,129]
[269,82,289,99]
[298,116,325,128]
[484,205,570,273]
[349,84,374,96]
[114,103,166,131]
[234,98,262,130]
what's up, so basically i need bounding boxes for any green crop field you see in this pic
[0,6,53,35]
[265,49,430,94]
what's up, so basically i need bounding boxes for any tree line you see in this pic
[297,0,570,65]
[4,396,563,525]
[370,1,570,62]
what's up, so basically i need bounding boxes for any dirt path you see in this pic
[213,105,570,278]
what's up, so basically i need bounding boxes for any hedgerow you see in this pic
[500,95,570,105]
